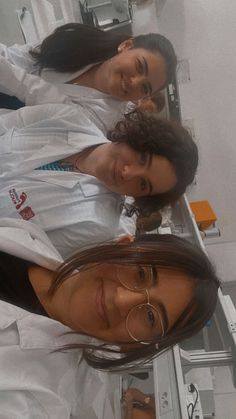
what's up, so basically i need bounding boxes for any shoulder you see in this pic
[41,63,97,83]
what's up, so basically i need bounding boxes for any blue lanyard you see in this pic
[36,160,73,172]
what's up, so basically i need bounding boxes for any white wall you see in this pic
[133,0,236,285]
[132,1,236,416]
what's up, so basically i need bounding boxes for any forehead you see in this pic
[149,155,177,195]
[133,47,167,91]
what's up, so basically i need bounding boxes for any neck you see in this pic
[68,143,111,178]
[70,63,108,94]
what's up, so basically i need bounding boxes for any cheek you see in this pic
[104,323,131,344]
[120,341,144,352]
[67,293,92,331]
[116,181,140,197]
[131,92,144,102]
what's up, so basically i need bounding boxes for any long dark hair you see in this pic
[30,23,177,88]
[50,235,220,370]
[108,110,199,215]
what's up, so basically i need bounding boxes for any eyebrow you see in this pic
[151,267,169,333]
[151,266,158,285]
[142,56,148,76]
[142,57,152,95]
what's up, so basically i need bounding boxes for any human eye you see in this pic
[137,265,146,283]
[143,84,149,96]
[142,306,155,329]
[140,178,148,192]
[136,58,144,74]
[147,309,155,328]
[134,265,148,288]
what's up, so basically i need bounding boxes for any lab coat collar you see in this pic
[3,128,108,181]
[67,130,109,149]
[41,62,119,102]
[0,299,29,329]
[23,133,118,196]
[0,218,63,269]
[24,170,118,197]
[57,81,112,100]
[41,63,97,85]
[0,299,89,352]
[3,142,76,180]
[25,170,84,189]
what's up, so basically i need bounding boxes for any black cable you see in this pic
[187,383,199,419]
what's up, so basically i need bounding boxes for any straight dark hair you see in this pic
[49,235,220,371]
[108,110,199,215]
[30,23,177,88]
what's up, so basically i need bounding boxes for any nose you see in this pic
[125,74,145,91]
[115,286,145,317]
[130,73,145,86]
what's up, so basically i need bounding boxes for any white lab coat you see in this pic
[0,41,98,83]
[0,218,63,269]
[0,219,122,419]
[0,103,124,258]
[0,47,127,133]
[0,298,120,419]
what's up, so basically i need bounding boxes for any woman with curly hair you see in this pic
[0,103,198,257]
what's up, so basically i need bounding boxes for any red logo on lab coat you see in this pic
[9,188,35,220]
[19,206,35,220]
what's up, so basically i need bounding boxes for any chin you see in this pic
[109,85,124,101]
[111,90,122,100]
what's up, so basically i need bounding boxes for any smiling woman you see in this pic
[88,38,167,101]
[0,234,220,418]
[30,24,176,100]
[0,23,177,116]
[15,233,219,370]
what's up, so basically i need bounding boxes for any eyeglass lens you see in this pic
[126,303,163,342]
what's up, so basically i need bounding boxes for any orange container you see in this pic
[189,201,217,230]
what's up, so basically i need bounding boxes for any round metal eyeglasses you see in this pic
[116,266,165,344]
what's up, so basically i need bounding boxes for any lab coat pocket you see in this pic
[0,128,14,154]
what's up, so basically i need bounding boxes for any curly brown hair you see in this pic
[108,110,198,216]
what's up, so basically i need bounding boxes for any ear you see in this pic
[118,38,134,53]
[116,234,134,244]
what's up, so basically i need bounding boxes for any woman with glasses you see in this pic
[0,234,219,417]
[0,24,176,132]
